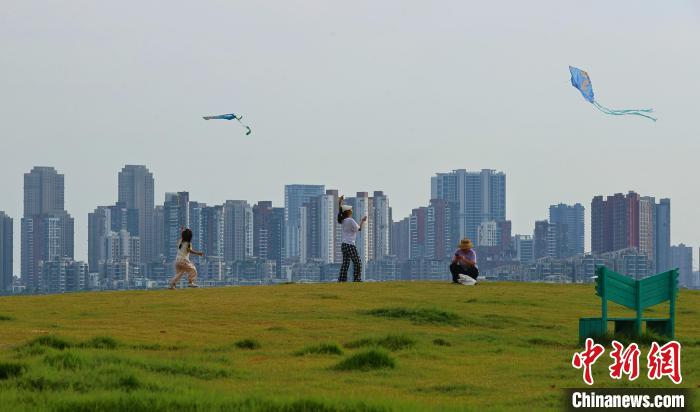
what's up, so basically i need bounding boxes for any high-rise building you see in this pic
[300,190,340,264]
[104,230,141,266]
[21,167,74,291]
[299,202,317,264]
[620,192,640,252]
[188,201,206,254]
[476,219,511,250]
[549,203,584,256]
[284,184,325,259]
[534,220,570,260]
[591,196,607,254]
[638,197,656,267]
[152,205,165,259]
[254,200,289,275]
[103,202,139,237]
[391,217,410,262]
[92,225,143,289]
[88,206,110,272]
[592,193,670,271]
[253,201,274,260]
[514,235,534,263]
[118,165,155,262]
[21,214,75,291]
[88,202,143,273]
[655,198,671,272]
[591,192,640,254]
[431,169,506,242]
[548,222,570,259]
[697,249,700,289]
[426,199,458,260]
[224,200,253,262]
[318,191,339,264]
[39,258,88,294]
[671,244,693,288]
[270,208,285,276]
[326,190,342,264]
[0,212,12,292]
[23,166,64,216]
[371,191,390,261]
[498,220,513,252]
[409,207,427,259]
[533,220,549,260]
[203,205,225,260]
[477,221,499,247]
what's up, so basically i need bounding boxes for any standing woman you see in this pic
[169,228,204,289]
[337,195,367,282]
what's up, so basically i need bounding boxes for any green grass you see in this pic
[333,350,396,371]
[0,362,25,380]
[295,343,344,356]
[432,338,451,347]
[80,336,121,350]
[49,397,389,412]
[25,335,73,350]
[44,352,84,370]
[363,307,463,326]
[344,335,416,351]
[235,339,261,350]
[0,281,698,411]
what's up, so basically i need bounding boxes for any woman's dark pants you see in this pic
[449,263,479,283]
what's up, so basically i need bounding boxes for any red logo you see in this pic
[647,341,682,384]
[608,340,641,381]
[572,338,606,385]
[572,340,683,385]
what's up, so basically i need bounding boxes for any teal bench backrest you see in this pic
[594,266,678,311]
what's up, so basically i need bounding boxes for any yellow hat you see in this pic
[459,238,473,249]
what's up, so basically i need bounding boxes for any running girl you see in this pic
[169,228,204,289]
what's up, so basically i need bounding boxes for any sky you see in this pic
[1,1,699,274]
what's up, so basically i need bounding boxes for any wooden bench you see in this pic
[578,266,678,345]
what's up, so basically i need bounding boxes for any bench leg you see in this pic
[579,318,605,345]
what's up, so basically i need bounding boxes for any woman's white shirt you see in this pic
[341,218,360,245]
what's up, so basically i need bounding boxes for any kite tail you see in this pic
[593,101,657,122]
[235,117,252,135]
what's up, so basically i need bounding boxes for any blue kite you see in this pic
[569,66,656,122]
[203,113,252,135]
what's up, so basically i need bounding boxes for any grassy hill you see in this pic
[0,282,698,411]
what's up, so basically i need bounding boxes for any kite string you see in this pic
[236,118,251,129]
[235,118,252,134]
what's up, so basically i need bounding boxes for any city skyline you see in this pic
[2,2,699,278]
[1,164,697,277]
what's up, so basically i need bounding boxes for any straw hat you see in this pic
[459,238,473,249]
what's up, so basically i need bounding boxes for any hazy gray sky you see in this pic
[1,1,699,273]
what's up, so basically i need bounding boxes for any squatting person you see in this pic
[449,238,479,284]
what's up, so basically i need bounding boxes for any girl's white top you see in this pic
[341,218,360,245]
[176,241,191,262]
